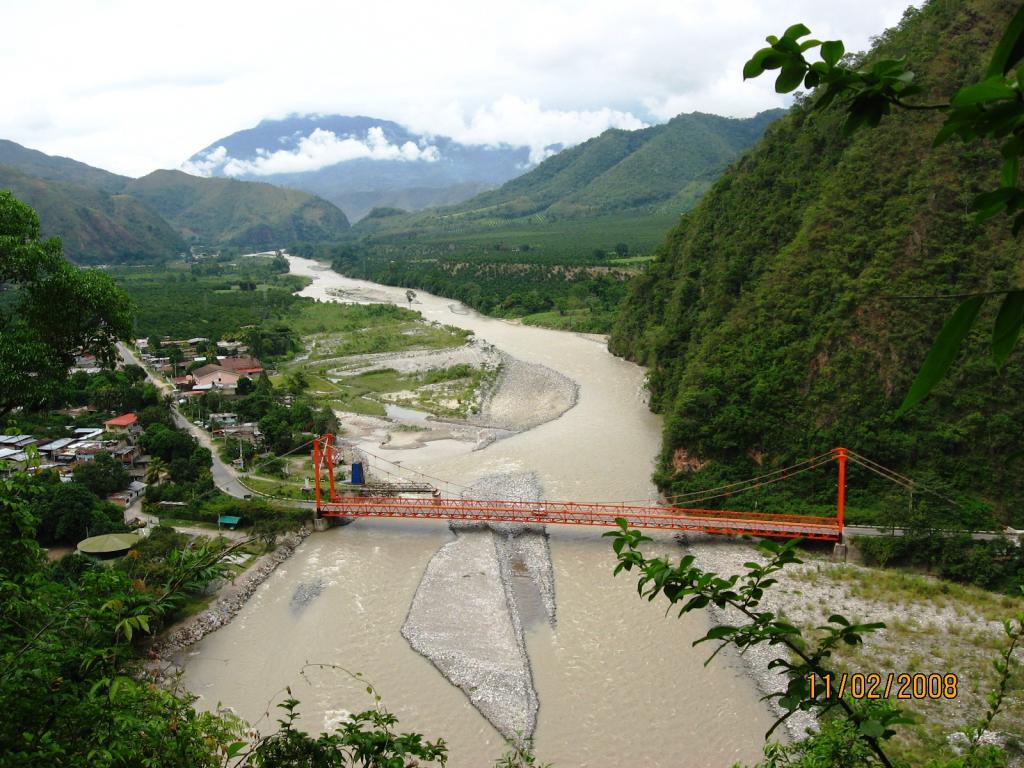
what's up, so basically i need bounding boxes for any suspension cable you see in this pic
[661,451,835,503]
[845,450,960,506]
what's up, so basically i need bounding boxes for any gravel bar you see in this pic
[400,471,556,742]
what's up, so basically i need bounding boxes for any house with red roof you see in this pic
[104,413,138,433]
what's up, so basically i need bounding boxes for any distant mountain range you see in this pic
[0,108,783,265]
[184,115,545,221]
[0,139,350,264]
[351,109,785,240]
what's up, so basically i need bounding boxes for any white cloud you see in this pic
[182,127,440,177]
[416,96,647,164]
[0,0,921,176]
[180,145,229,177]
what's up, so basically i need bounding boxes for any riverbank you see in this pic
[682,534,1024,762]
[152,529,311,665]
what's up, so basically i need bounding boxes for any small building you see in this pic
[217,515,243,530]
[192,364,241,390]
[0,435,37,449]
[111,444,139,465]
[107,480,148,507]
[219,356,264,377]
[38,437,74,459]
[209,412,239,426]
[104,413,138,433]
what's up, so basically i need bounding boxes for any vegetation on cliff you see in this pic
[610,0,1024,527]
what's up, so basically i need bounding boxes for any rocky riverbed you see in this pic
[400,471,555,742]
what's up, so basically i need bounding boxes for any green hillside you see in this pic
[0,139,128,193]
[0,141,352,261]
[0,166,185,265]
[610,0,1024,524]
[313,110,781,332]
[353,109,783,239]
[125,169,351,247]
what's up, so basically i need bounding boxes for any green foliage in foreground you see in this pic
[610,0,1024,524]
[606,519,1023,768]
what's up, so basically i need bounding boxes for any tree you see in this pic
[742,9,1024,410]
[33,480,123,543]
[168,345,184,376]
[145,456,168,485]
[73,452,130,498]
[0,192,133,418]
[614,242,629,257]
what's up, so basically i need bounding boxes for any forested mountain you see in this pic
[350,109,783,239]
[184,115,536,221]
[124,170,350,247]
[0,141,351,261]
[610,0,1024,523]
[0,165,186,265]
[0,139,128,193]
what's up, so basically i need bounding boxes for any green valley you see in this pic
[303,110,784,332]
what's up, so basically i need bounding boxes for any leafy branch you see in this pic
[223,669,449,768]
[605,520,901,767]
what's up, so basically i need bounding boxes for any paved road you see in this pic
[118,342,252,499]
[169,408,257,499]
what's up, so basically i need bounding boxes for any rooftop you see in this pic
[104,413,138,428]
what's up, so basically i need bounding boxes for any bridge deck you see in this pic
[317,497,841,540]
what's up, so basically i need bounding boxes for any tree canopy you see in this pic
[0,190,133,417]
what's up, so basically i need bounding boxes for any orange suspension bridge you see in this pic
[306,435,947,543]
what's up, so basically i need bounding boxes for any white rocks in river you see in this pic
[401,528,539,740]
[470,353,578,431]
[400,471,557,742]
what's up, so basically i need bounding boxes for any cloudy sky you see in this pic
[3,0,917,177]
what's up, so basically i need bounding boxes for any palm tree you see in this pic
[145,457,167,485]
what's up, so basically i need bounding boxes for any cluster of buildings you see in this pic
[135,337,263,396]
[0,412,149,507]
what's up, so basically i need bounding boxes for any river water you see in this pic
[180,256,776,767]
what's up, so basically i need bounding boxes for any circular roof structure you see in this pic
[77,532,139,557]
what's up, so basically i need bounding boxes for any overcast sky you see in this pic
[3,0,918,177]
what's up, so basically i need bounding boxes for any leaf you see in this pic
[698,625,737,642]
[783,23,811,40]
[1002,155,1021,188]
[897,296,986,415]
[951,78,1018,107]
[776,64,806,94]
[860,719,885,738]
[820,40,844,67]
[993,291,1024,369]
[987,5,1024,77]
[226,742,247,758]
[743,48,774,79]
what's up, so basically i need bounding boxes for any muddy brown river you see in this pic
[180,256,776,767]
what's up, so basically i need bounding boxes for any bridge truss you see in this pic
[311,434,849,541]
